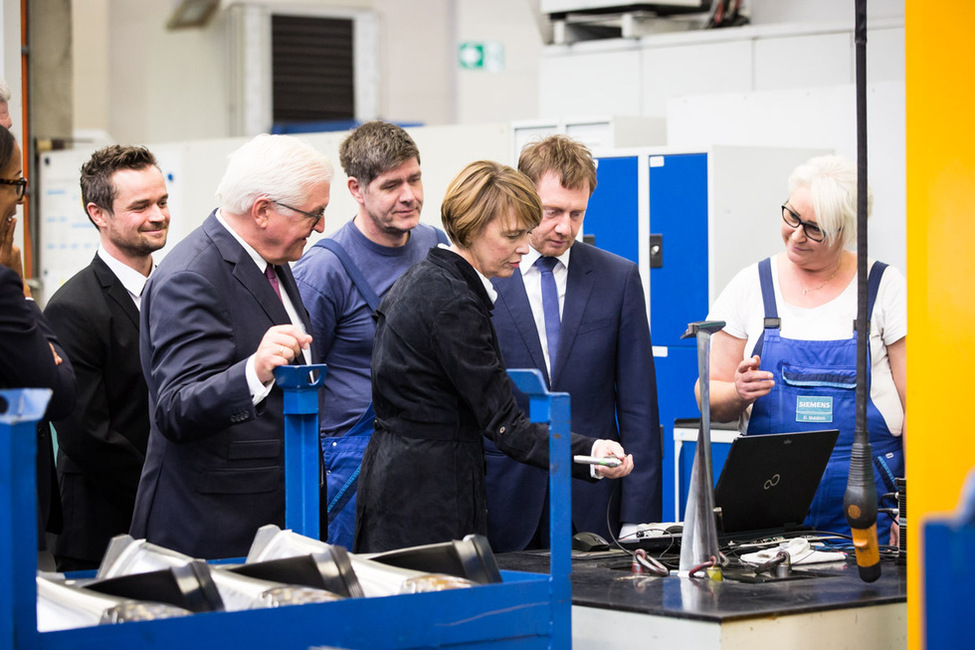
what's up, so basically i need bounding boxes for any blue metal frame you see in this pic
[924,470,975,649]
[275,365,327,539]
[0,368,572,649]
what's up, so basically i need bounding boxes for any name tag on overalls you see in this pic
[796,396,833,423]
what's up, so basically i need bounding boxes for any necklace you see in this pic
[795,261,841,295]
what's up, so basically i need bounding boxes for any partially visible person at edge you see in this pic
[696,154,906,544]
[354,160,634,554]
[293,121,447,548]
[0,125,76,550]
[0,78,14,129]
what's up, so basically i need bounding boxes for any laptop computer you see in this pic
[714,429,839,536]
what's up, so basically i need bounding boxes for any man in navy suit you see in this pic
[131,134,331,559]
[485,135,661,550]
[45,145,170,571]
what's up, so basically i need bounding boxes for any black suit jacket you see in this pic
[0,265,76,540]
[132,212,318,559]
[45,254,149,563]
[356,248,598,553]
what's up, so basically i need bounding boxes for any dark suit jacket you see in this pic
[0,265,76,540]
[44,254,149,563]
[356,247,599,553]
[131,211,317,559]
[485,242,661,550]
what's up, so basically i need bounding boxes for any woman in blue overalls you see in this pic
[700,155,907,543]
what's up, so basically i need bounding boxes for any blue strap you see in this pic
[757,257,778,322]
[316,239,380,313]
[866,261,888,322]
[752,257,777,359]
[328,467,361,516]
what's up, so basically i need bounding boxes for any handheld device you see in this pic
[573,455,622,468]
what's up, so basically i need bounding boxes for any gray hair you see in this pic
[0,79,10,103]
[788,155,872,248]
[216,134,333,214]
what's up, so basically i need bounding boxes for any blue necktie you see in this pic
[537,256,561,374]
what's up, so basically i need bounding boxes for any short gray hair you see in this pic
[788,155,872,248]
[0,78,11,103]
[216,134,333,214]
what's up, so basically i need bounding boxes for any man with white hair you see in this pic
[130,134,331,559]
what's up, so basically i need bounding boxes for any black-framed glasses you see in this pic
[0,177,28,200]
[781,204,825,242]
[272,199,323,226]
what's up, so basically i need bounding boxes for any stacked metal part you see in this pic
[36,528,501,631]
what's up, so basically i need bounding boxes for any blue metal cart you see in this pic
[0,366,572,649]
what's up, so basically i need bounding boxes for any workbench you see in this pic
[498,550,907,649]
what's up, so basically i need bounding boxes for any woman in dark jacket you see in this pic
[354,160,633,553]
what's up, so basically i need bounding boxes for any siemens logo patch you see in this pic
[796,395,833,423]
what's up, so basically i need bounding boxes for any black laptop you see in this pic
[714,429,839,536]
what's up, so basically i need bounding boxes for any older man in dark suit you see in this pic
[131,134,330,560]
[44,145,169,571]
[485,135,662,550]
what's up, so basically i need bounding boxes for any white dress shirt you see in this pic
[97,246,154,310]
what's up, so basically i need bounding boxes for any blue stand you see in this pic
[273,364,327,539]
[0,368,572,649]
[0,389,48,650]
[508,369,573,650]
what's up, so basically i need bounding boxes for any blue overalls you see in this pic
[746,258,903,540]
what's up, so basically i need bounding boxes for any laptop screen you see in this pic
[713,429,839,534]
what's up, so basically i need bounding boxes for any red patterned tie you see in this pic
[265,264,282,300]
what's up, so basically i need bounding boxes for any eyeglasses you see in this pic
[272,199,324,226]
[0,177,28,200]
[781,204,825,242]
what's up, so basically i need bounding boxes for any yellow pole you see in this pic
[906,3,975,648]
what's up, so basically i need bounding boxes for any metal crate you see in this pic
[0,366,571,649]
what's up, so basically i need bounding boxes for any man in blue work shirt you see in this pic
[293,121,447,548]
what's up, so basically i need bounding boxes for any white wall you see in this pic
[538,16,907,273]
[668,81,906,274]
[373,0,452,124]
[454,0,543,124]
[748,0,905,24]
[70,0,456,143]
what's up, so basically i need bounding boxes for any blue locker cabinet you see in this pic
[584,146,829,521]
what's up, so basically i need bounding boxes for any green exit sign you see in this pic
[458,41,504,72]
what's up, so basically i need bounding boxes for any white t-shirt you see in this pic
[707,254,907,436]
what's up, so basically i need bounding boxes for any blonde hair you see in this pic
[441,161,541,248]
[788,155,873,247]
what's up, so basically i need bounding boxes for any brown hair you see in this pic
[441,161,541,248]
[81,145,159,223]
[339,121,420,186]
[518,134,597,196]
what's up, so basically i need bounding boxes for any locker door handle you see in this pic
[650,234,663,268]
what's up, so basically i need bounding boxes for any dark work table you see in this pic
[497,549,907,623]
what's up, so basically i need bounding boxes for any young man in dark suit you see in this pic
[131,134,330,559]
[485,135,662,550]
[44,145,170,571]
